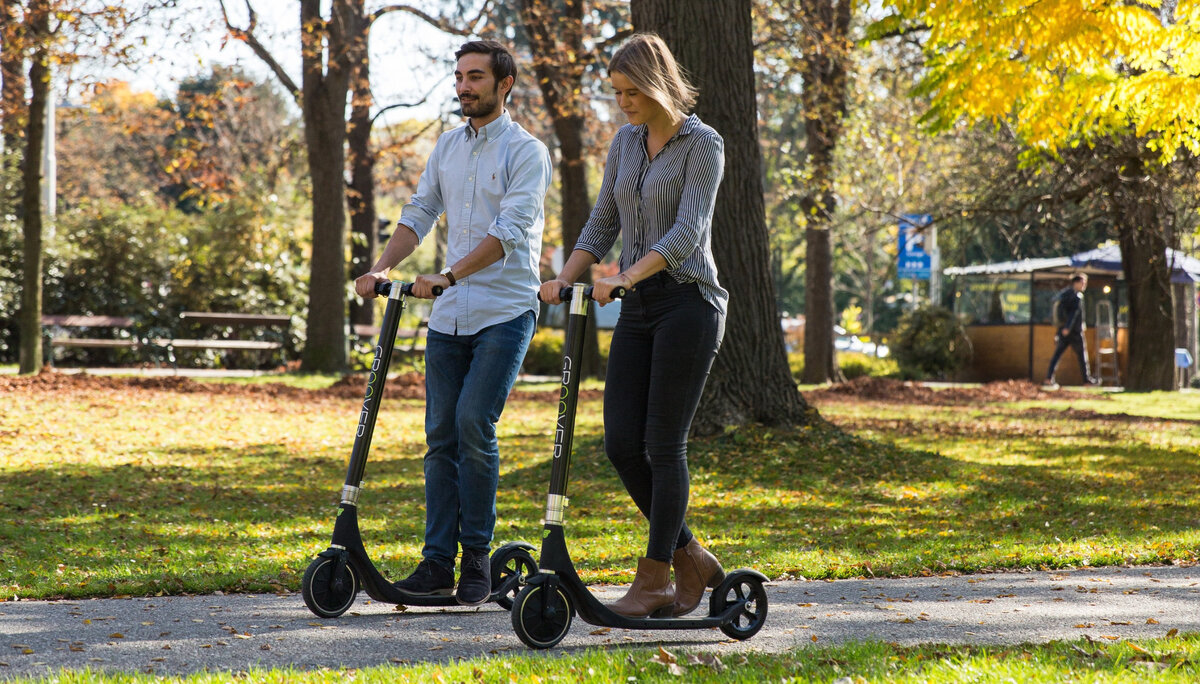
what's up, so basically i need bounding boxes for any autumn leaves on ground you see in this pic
[1,373,1197,601]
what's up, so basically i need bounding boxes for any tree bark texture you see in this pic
[797,0,851,385]
[1110,153,1175,391]
[1,0,26,181]
[18,0,48,374]
[299,0,361,372]
[632,0,809,433]
[518,0,603,377]
[347,21,377,331]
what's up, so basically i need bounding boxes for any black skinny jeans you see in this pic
[603,273,725,563]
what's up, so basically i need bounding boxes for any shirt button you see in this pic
[468,176,474,181]
[465,203,471,208]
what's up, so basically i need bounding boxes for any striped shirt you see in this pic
[575,114,728,316]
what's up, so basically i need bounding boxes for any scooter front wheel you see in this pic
[490,545,538,610]
[511,582,574,649]
[711,570,768,640]
[301,556,358,618]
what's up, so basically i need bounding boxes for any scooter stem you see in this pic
[544,283,590,525]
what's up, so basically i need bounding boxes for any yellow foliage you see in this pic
[881,0,1200,161]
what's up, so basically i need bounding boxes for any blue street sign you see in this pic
[898,214,933,280]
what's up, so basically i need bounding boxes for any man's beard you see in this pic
[460,86,500,118]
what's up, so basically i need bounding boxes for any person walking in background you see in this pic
[355,40,552,606]
[540,33,726,618]
[1044,272,1096,388]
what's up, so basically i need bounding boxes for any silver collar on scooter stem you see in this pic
[545,493,567,525]
[341,484,361,506]
[570,283,589,317]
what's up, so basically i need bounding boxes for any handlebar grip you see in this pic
[558,285,626,302]
[374,281,442,297]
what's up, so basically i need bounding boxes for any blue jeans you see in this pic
[421,310,534,566]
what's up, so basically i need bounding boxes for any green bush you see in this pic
[523,328,566,375]
[891,305,972,380]
[789,350,899,380]
[839,352,899,379]
[521,327,613,376]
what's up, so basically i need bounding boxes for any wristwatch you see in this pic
[439,266,457,287]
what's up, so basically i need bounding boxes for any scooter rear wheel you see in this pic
[711,570,768,640]
[302,556,358,618]
[490,546,538,610]
[511,583,574,649]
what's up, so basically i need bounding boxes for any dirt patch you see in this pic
[0,370,427,401]
[804,377,1096,406]
[0,370,593,403]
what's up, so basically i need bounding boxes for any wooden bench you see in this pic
[155,312,290,368]
[41,315,143,366]
[351,319,428,356]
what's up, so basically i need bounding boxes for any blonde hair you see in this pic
[608,33,697,124]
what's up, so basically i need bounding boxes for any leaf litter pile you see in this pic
[804,376,1096,405]
[0,371,610,407]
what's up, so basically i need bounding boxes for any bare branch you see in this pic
[372,1,496,36]
[219,0,300,102]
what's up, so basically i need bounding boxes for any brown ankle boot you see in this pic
[671,538,725,616]
[610,557,675,618]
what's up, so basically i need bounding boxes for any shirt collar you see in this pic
[637,113,700,141]
[466,109,512,142]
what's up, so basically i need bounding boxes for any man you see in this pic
[354,40,552,606]
[1044,272,1096,388]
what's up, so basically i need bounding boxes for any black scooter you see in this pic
[510,283,769,649]
[301,280,537,618]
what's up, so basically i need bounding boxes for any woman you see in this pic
[539,33,727,618]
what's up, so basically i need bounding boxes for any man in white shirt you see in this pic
[355,40,552,606]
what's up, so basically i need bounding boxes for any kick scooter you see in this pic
[510,283,769,649]
[301,280,537,618]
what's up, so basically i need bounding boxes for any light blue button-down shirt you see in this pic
[399,111,552,336]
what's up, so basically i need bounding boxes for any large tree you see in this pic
[878,0,1200,391]
[223,0,366,372]
[631,0,809,433]
[2,0,160,373]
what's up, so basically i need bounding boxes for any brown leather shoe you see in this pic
[610,557,675,618]
[671,538,725,616]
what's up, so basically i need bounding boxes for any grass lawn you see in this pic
[1,374,1198,680]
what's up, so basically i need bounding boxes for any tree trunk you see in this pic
[797,0,851,385]
[1111,154,1175,391]
[347,24,377,332]
[298,0,359,373]
[518,0,602,376]
[802,225,839,382]
[632,0,809,433]
[18,0,48,375]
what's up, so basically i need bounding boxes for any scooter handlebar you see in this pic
[538,285,626,303]
[374,281,443,297]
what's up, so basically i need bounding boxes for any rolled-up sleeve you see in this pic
[574,135,623,260]
[651,132,724,270]
[489,139,552,256]
[399,137,446,241]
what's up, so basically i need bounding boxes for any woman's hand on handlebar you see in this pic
[355,271,390,299]
[539,278,570,304]
[592,273,632,305]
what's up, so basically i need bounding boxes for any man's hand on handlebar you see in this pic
[412,273,451,299]
[355,271,390,299]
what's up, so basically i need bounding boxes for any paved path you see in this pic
[3,565,1198,679]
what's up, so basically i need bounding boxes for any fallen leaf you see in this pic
[1146,618,1160,625]
[1167,628,1179,638]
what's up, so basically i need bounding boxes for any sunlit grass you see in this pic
[10,635,1200,682]
[2,381,1198,600]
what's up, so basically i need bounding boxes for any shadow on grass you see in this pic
[4,407,1198,598]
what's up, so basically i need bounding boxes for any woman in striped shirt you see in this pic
[539,33,728,619]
